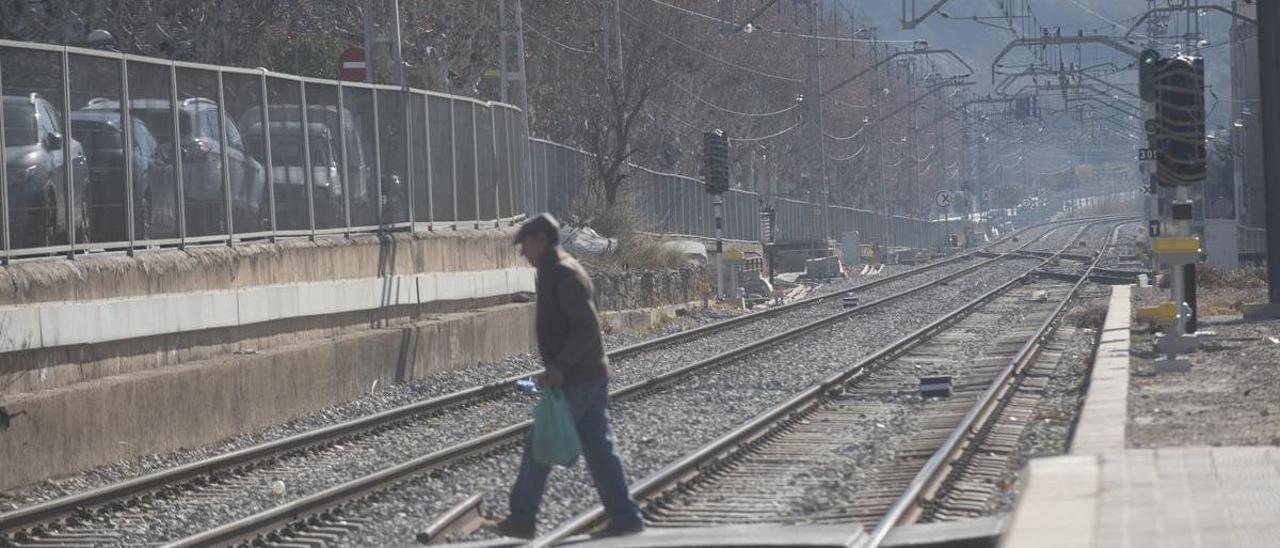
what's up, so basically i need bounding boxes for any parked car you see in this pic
[3,93,90,248]
[238,104,372,219]
[241,121,343,228]
[83,97,266,235]
[69,109,178,241]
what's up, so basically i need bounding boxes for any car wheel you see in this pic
[77,201,90,244]
[42,191,58,247]
[140,192,153,241]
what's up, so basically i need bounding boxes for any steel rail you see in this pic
[527,219,1120,546]
[0,236,1031,534]
[860,221,1126,547]
[0,217,1107,535]
[163,219,1109,547]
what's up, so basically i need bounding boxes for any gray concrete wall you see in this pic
[0,230,527,306]
[0,303,536,489]
[0,229,531,395]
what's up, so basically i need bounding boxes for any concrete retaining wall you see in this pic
[0,303,536,489]
[0,229,531,396]
[592,269,700,312]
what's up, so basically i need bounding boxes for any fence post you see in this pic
[120,56,135,254]
[169,63,187,249]
[371,90,384,228]
[471,103,480,229]
[449,98,458,229]
[404,88,416,232]
[490,107,500,227]
[299,80,316,239]
[336,81,352,236]
[0,55,9,264]
[215,70,234,245]
[423,94,434,230]
[260,71,277,240]
[61,49,75,257]
[503,110,515,224]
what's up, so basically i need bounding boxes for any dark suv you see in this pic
[84,97,266,235]
[241,121,344,228]
[69,110,178,241]
[3,93,90,248]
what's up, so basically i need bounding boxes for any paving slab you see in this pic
[555,524,866,547]
[1001,446,1280,548]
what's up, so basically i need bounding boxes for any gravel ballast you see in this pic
[342,258,1047,545]
[1,221,1082,545]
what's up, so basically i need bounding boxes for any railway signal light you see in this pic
[702,130,731,194]
[1138,49,1162,103]
[1153,55,1206,187]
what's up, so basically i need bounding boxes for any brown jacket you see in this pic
[536,247,608,385]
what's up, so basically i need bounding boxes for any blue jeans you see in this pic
[507,380,642,528]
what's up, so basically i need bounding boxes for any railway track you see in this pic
[527,218,1128,547]
[0,216,1123,547]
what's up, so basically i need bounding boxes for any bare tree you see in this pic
[572,1,695,213]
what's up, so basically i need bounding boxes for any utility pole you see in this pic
[961,107,971,239]
[1255,0,1280,307]
[498,0,529,112]
[802,0,832,243]
[871,30,891,248]
[905,61,918,225]
[389,0,404,86]
[934,83,945,233]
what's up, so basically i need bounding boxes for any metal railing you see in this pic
[527,138,947,247]
[0,39,528,261]
[0,39,947,263]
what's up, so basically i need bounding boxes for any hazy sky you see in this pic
[839,0,1243,163]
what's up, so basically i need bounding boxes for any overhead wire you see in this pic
[671,82,800,117]
[730,122,802,143]
[523,21,594,55]
[833,145,868,162]
[825,123,869,141]
[640,0,918,44]
[619,9,803,83]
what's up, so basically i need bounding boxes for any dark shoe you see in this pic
[490,518,536,540]
[590,519,646,538]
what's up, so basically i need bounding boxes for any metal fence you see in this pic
[0,38,945,262]
[0,39,528,260]
[528,138,944,248]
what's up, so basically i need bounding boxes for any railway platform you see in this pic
[1002,285,1280,548]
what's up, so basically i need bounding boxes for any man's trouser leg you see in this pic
[507,436,552,525]
[572,381,643,527]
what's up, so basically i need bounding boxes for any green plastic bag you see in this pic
[532,388,580,467]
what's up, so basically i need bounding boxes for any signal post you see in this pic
[703,130,731,300]
[1137,50,1207,371]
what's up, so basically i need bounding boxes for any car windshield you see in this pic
[71,120,122,151]
[3,103,37,146]
[246,133,332,167]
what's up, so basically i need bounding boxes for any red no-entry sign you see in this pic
[338,47,367,82]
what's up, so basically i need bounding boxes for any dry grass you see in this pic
[1198,264,1268,289]
[1193,266,1267,316]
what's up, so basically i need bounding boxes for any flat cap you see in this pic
[513,212,560,245]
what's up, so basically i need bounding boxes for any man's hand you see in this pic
[535,368,564,389]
